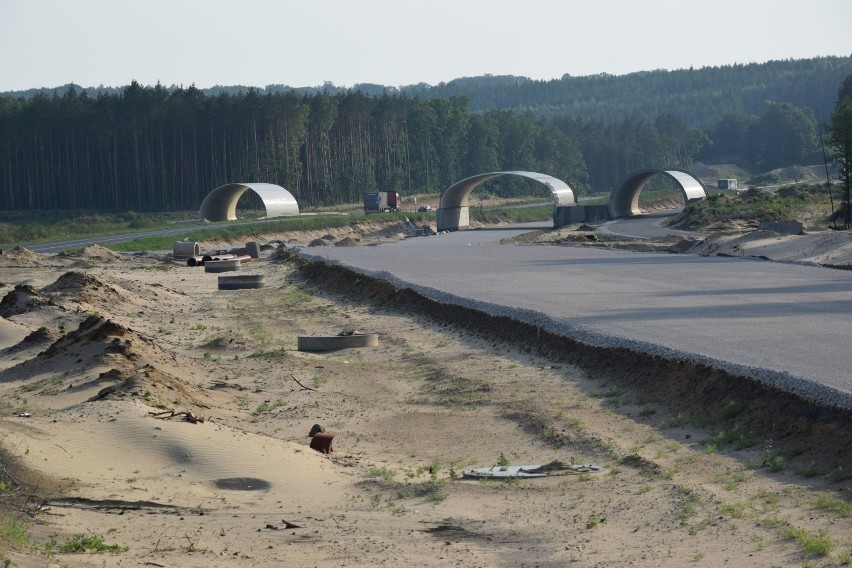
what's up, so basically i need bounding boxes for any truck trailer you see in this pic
[364,191,401,213]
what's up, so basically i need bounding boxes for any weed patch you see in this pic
[784,526,833,557]
[59,533,127,553]
[704,425,759,452]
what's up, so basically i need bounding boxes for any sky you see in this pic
[2,0,851,92]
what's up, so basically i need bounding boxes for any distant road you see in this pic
[599,210,704,240]
[21,216,305,254]
[25,224,209,254]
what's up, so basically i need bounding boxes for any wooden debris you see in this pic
[291,373,317,392]
[148,410,205,424]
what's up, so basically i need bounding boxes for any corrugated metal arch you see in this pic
[437,171,576,231]
[608,169,707,219]
[199,183,300,221]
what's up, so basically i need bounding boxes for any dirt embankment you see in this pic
[290,251,852,469]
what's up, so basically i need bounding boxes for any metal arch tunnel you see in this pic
[437,171,576,231]
[608,169,707,219]
[199,182,300,222]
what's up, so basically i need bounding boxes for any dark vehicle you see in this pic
[418,205,433,212]
[364,191,402,213]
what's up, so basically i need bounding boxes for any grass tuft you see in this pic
[784,526,833,557]
[59,533,127,553]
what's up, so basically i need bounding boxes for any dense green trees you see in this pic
[828,76,852,229]
[2,57,842,213]
[549,114,708,192]
[748,102,818,170]
[699,102,818,171]
[403,56,852,129]
[0,86,591,212]
[6,56,847,133]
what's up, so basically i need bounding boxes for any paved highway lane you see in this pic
[296,225,852,407]
[599,210,704,240]
[22,216,305,254]
[23,222,231,254]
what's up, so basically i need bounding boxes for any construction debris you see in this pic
[463,461,604,479]
[148,410,206,424]
[309,432,335,454]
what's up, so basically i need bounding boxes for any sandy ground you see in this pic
[1,224,851,567]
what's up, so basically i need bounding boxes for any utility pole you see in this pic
[403,120,411,194]
[816,112,838,229]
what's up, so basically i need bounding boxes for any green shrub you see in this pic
[784,527,833,557]
[60,533,126,553]
[706,425,759,451]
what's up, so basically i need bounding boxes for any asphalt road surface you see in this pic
[599,210,703,240]
[23,216,296,254]
[296,224,852,408]
[22,221,241,254]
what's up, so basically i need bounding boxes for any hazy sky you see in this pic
[2,0,851,91]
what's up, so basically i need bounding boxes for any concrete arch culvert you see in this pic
[437,171,577,231]
[199,183,299,222]
[608,169,707,219]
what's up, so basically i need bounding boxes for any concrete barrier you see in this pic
[218,275,265,290]
[204,259,242,273]
[297,333,379,351]
[246,241,261,259]
[553,205,610,228]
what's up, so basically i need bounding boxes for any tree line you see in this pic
[0,83,701,212]
[828,76,852,228]
[0,74,839,213]
[404,56,852,129]
[8,56,847,133]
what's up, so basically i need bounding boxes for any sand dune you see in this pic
[0,316,29,351]
[3,400,340,506]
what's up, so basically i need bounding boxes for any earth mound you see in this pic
[78,244,123,261]
[38,270,186,319]
[4,326,61,352]
[0,246,42,266]
[2,315,213,411]
[335,236,361,247]
[0,284,63,317]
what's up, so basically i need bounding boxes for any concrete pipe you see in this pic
[204,259,242,273]
[173,241,200,259]
[246,241,261,259]
[297,333,379,351]
[217,274,266,290]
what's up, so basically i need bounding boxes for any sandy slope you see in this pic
[1,237,851,567]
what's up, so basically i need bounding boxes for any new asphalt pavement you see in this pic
[295,224,852,409]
